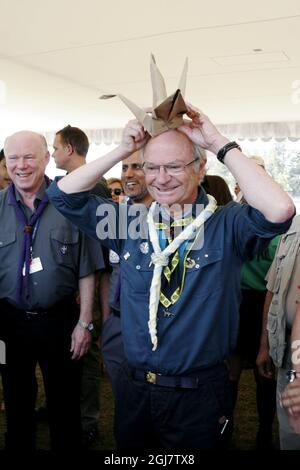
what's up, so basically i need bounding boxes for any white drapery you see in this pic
[44,121,300,146]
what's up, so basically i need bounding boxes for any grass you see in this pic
[0,368,279,450]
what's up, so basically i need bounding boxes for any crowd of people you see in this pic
[0,94,299,450]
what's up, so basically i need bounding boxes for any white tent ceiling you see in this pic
[1,0,300,140]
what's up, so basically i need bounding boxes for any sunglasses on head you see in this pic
[109,188,123,196]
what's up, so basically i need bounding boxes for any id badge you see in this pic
[22,257,43,276]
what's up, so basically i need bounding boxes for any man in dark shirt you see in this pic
[52,124,110,447]
[48,108,295,449]
[0,131,104,450]
[101,150,153,396]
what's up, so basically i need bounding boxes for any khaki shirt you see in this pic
[266,215,300,367]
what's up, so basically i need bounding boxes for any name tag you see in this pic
[22,257,43,276]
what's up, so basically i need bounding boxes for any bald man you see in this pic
[0,131,104,450]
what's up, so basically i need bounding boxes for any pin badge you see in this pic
[163,309,175,318]
[60,245,68,255]
[109,250,120,264]
[185,257,196,269]
[139,242,149,254]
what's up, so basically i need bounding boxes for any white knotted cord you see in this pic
[147,195,217,350]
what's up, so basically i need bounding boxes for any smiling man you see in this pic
[47,108,295,449]
[0,131,104,450]
[143,130,205,209]
[121,150,153,206]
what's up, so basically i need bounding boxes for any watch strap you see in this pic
[78,319,94,332]
[286,369,300,383]
[217,141,242,164]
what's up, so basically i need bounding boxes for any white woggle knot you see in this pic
[151,252,169,267]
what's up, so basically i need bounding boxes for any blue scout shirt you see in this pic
[48,180,293,375]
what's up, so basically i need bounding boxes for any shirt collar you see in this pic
[11,179,47,208]
[159,186,209,223]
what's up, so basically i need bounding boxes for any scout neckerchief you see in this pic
[156,214,194,310]
[8,177,51,303]
[147,194,217,351]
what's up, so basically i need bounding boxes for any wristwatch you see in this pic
[78,319,94,332]
[286,370,300,383]
[217,141,242,164]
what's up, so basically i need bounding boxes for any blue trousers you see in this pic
[114,362,233,449]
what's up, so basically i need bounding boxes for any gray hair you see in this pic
[192,143,206,168]
[140,136,207,168]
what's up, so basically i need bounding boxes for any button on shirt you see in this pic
[48,180,293,375]
[0,182,104,310]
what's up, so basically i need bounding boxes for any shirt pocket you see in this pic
[184,248,223,293]
[120,250,153,294]
[0,232,16,248]
[267,311,278,335]
[0,232,16,270]
[50,228,79,267]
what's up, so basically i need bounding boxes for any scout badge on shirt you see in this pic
[139,242,149,255]
[185,257,196,269]
[109,249,120,264]
[60,245,68,255]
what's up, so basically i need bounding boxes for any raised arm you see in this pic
[179,106,295,223]
[58,120,149,194]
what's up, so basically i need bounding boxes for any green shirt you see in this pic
[241,235,280,291]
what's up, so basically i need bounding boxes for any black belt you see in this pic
[130,363,226,389]
[0,295,77,318]
[131,369,200,389]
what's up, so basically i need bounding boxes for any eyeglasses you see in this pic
[142,158,199,176]
[109,188,124,196]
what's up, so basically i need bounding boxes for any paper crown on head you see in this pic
[100,54,188,137]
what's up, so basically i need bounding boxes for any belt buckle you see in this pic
[146,371,157,385]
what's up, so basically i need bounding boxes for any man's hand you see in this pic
[256,345,275,379]
[281,379,300,435]
[178,103,228,153]
[70,324,92,360]
[281,379,300,414]
[119,119,150,155]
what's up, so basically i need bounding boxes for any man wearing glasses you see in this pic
[48,108,295,449]
[102,150,153,396]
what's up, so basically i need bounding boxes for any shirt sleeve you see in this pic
[227,202,294,261]
[77,231,105,278]
[47,178,125,255]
